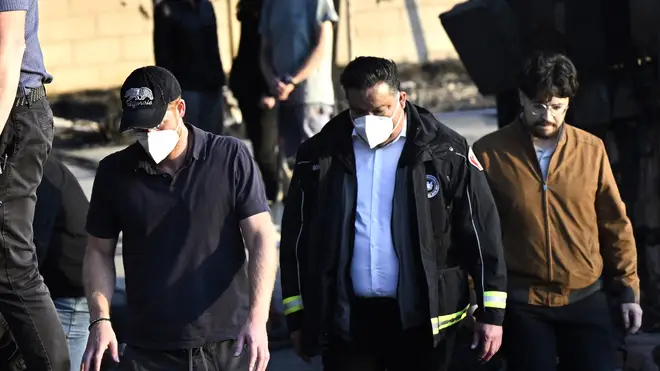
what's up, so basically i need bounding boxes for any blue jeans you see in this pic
[54,297,90,371]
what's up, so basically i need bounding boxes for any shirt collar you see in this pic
[186,124,206,160]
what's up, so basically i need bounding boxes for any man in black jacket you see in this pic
[279,56,508,371]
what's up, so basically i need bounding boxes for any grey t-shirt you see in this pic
[260,0,338,105]
[0,0,52,94]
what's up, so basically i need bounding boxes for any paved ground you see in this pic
[57,109,498,371]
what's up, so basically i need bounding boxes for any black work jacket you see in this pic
[280,103,507,355]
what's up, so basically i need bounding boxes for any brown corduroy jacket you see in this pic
[473,120,639,306]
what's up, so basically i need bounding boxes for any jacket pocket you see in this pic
[432,266,470,336]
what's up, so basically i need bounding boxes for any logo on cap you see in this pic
[124,87,154,108]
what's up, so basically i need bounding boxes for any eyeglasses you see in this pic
[129,122,164,134]
[529,102,568,118]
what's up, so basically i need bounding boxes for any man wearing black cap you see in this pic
[80,66,278,371]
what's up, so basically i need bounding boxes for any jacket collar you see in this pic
[512,116,568,150]
[512,117,570,178]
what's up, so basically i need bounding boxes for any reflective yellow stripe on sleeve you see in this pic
[484,291,507,309]
[283,295,304,315]
[430,304,470,335]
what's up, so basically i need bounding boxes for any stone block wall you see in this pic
[334,0,461,64]
[39,0,462,94]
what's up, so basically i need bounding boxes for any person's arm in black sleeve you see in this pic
[204,3,227,87]
[33,158,63,267]
[153,2,175,72]
[279,151,312,335]
[57,158,90,285]
[452,143,507,361]
[452,144,507,326]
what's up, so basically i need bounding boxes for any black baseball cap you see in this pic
[119,66,182,132]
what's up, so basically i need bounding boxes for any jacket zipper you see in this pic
[294,190,305,295]
[542,181,551,296]
[536,141,559,305]
[341,177,358,341]
[391,176,401,300]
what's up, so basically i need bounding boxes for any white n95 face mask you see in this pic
[134,124,180,164]
[352,93,403,149]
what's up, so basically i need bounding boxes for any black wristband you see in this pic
[88,317,111,331]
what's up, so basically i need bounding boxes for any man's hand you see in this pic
[269,78,282,96]
[81,321,119,371]
[277,82,295,101]
[472,322,503,362]
[259,95,276,110]
[290,330,311,363]
[622,302,643,334]
[234,319,270,371]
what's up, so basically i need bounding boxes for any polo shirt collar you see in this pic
[187,124,206,160]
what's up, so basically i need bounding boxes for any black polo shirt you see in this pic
[86,125,269,350]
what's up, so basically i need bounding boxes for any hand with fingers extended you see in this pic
[471,322,503,363]
[81,320,119,371]
[234,318,270,371]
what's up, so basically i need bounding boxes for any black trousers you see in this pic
[120,341,249,371]
[0,92,69,370]
[322,298,456,371]
[236,96,280,202]
[504,290,617,371]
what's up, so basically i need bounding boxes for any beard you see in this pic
[526,118,561,139]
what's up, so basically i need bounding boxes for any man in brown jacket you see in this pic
[473,51,642,371]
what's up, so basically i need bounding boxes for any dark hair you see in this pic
[340,56,400,93]
[519,51,579,101]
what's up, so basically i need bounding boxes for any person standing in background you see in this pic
[153,0,226,134]
[0,1,70,370]
[33,155,90,371]
[230,0,281,204]
[259,0,339,188]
